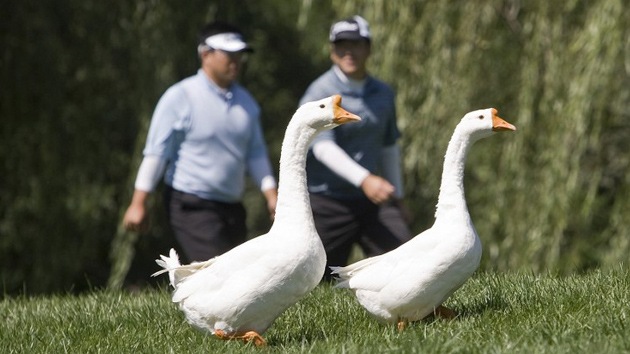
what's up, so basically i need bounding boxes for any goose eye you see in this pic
[319,104,325,108]
[478,115,484,120]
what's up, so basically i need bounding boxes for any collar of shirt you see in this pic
[332,65,366,96]
[197,69,234,102]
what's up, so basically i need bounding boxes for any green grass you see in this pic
[2,267,630,353]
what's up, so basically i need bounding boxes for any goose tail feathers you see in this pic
[329,254,385,288]
[152,248,216,288]
[329,266,350,288]
[152,248,182,287]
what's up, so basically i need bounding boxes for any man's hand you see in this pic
[122,190,150,233]
[360,174,395,204]
[123,204,149,233]
[263,188,278,220]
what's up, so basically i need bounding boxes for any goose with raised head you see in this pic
[331,108,516,330]
[153,95,360,346]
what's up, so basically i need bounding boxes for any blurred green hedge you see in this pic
[1,0,628,295]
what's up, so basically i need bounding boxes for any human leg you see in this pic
[358,200,413,257]
[165,188,247,262]
[309,194,360,279]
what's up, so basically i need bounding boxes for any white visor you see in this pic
[204,32,251,52]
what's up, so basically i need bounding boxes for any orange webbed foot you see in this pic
[242,331,267,347]
[397,319,408,332]
[214,329,267,347]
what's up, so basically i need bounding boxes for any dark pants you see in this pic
[164,187,247,263]
[310,193,413,279]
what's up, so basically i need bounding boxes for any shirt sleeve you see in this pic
[379,144,404,198]
[382,90,400,146]
[134,155,167,192]
[248,156,277,191]
[312,140,370,187]
[246,111,277,191]
[143,86,191,157]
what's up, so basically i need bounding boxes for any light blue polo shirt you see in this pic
[143,70,272,203]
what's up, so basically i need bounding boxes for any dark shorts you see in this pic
[309,193,413,278]
[164,187,247,263]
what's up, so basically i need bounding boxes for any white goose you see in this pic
[153,95,360,346]
[331,108,515,330]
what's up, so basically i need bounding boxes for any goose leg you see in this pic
[397,306,458,332]
[434,305,457,319]
[396,318,408,332]
[241,331,267,347]
[214,329,267,347]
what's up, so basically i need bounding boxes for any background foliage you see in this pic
[1,0,628,295]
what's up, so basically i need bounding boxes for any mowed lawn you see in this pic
[2,268,630,353]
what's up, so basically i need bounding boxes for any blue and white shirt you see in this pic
[300,66,401,199]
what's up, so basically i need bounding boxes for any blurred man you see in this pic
[300,15,412,279]
[123,21,278,263]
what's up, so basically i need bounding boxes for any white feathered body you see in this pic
[160,221,324,334]
[333,212,481,323]
[332,108,514,324]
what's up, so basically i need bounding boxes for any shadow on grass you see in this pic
[456,292,511,320]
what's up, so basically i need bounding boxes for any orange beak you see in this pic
[491,108,516,132]
[332,95,361,124]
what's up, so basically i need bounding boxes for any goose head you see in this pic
[292,95,361,132]
[457,108,516,142]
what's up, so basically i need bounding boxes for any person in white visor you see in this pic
[299,15,412,280]
[123,21,278,263]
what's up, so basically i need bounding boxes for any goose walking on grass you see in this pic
[153,95,360,346]
[331,108,516,330]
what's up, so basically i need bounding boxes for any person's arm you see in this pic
[379,144,404,199]
[122,155,167,233]
[312,140,369,187]
[378,143,411,223]
[246,105,279,219]
[248,156,278,219]
[261,183,278,220]
[312,140,395,204]
[123,85,189,233]
[134,155,167,192]
[123,189,151,233]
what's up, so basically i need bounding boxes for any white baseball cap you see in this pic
[202,32,253,52]
[329,15,371,42]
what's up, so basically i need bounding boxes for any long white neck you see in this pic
[434,127,474,220]
[272,119,318,224]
